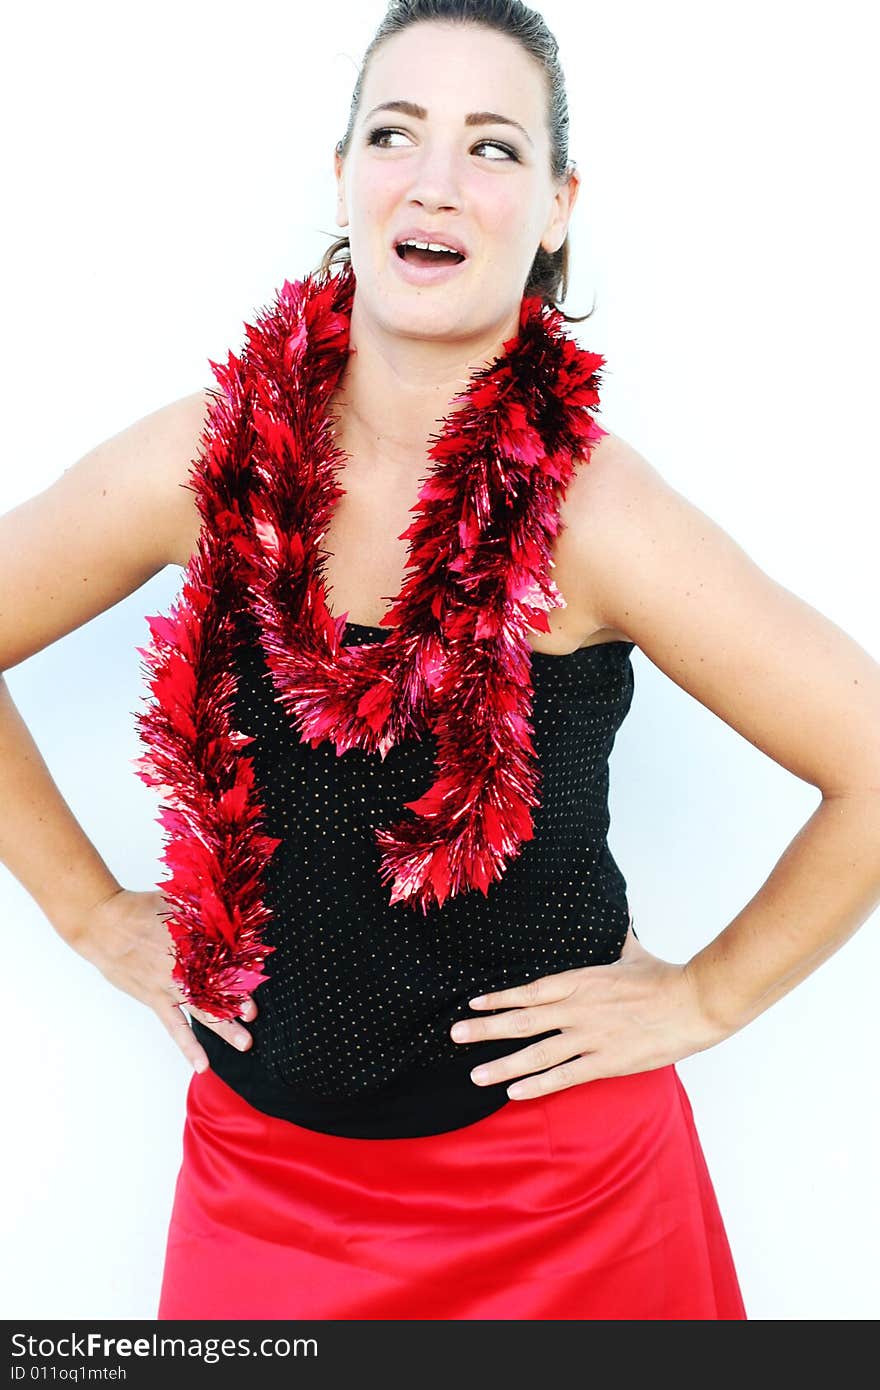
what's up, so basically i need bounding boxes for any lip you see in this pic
[390,243,469,286]
[392,227,469,258]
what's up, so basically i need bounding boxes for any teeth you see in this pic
[399,239,463,255]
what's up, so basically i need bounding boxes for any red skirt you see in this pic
[158,1061,747,1320]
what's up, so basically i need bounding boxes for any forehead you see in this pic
[360,22,546,127]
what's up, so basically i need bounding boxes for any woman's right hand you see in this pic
[70,887,256,1072]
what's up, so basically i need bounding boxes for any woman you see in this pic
[1,0,878,1321]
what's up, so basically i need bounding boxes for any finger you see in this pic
[164,989,255,1045]
[186,1003,254,1052]
[451,1002,568,1045]
[468,971,578,1012]
[166,983,255,1018]
[159,1002,211,1073]
[468,1033,579,1090]
[505,1053,600,1101]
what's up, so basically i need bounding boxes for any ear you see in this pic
[334,143,349,229]
[540,164,580,255]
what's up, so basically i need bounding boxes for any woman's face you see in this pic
[334,21,579,346]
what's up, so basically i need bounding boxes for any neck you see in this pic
[330,291,522,475]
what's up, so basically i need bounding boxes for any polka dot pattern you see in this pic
[206,612,637,1108]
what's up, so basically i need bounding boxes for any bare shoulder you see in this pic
[555,428,666,645]
[561,427,880,795]
[68,386,213,570]
[560,425,727,645]
[0,388,212,673]
[562,427,668,543]
[59,387,211,572]
[155,388,214,567]
[108,387,212,569]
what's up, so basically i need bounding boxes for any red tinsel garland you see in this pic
[133,262,607,1019]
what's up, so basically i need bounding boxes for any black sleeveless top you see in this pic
[191,616,637,1139]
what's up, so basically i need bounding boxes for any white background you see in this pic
[1,0,877,1321]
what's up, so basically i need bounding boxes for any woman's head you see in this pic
[321,0,593,345]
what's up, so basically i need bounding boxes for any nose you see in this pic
[403,147,463,216]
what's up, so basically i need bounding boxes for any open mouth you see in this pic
[395,243,466,267]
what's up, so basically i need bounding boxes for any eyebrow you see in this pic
[362,99,534,147]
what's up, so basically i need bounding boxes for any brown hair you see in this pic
[315,0,595,323]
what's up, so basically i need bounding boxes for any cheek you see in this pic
[348,169,402,223]
[474,182,536,240]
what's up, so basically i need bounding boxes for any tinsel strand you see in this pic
[132,357,282,1018]
[133,261,607,1012]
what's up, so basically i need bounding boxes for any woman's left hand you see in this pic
[450,924,730,1100]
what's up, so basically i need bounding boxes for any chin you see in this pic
[379,290,468,328]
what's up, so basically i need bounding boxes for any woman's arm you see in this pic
[0,390,208,941]
[568,431,880,1036]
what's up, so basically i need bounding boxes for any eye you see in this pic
[366,126,519,162]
